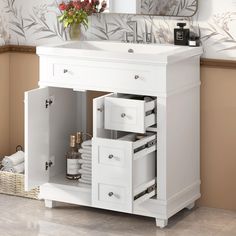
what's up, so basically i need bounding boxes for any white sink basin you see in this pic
[37,41,203,64]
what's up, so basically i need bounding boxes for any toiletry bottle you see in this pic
[174,23,189,46]
[76,132,83,172]
[66,135,80,180]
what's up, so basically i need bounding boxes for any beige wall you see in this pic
[0,53,10,157]
[199,66,236,211]
[3,53,236,210]
[9,53,39,154]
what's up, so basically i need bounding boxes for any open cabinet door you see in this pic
[25,88,50,191]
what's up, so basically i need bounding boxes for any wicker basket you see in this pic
[0,171,39,199]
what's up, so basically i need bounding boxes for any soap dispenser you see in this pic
[174,23,189,46]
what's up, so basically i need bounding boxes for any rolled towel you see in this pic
[78,169,91,175]
[1,166,14,172]
[81,140,92,149]
[79,179,91,185]
[79,149,91,155]
[81,154,91,160]
[78,159,91,164]
[0,163,24,173]
[13,162,25,173]
[2,151,24,167]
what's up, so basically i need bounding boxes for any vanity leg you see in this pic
[45,199,57,208]
[155,218,168,228]
[186,202,195,210]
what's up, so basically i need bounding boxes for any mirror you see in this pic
[105,0,198,17]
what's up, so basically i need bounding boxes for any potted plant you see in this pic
[58,0,107,39]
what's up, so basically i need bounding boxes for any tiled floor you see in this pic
[0,194,235,236]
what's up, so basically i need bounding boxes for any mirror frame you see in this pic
[104,0,199,17]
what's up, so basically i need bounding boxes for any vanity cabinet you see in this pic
[25,42,202,228]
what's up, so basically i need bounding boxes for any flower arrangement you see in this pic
[59,0,107,29]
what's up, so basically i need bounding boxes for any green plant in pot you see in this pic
[58,0,107,40]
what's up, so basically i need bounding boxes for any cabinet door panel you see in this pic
[25,88,50,190]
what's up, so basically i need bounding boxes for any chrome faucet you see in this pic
[124,21,138,43]
[123,20,156,44]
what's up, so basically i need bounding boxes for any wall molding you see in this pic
[0,45,36,54]
[201,58,236,69]
[0,45,235,69]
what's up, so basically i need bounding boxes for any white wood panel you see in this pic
[25,88,50,190]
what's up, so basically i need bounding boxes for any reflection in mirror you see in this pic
[106,0,198,17]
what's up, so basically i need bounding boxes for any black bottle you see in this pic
[174,23,190,46]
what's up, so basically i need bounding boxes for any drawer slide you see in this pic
[134,182,157,201]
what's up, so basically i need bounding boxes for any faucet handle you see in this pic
[143,32,152,44]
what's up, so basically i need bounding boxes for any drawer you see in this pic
[93,94,157,133]
[104,94,156,134]
[39,58,165,95]
[92,132,157,213]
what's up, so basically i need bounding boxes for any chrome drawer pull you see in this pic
[108,154,114,159]
[108,192,114,197]
[134,75,140,80]
[121,113,126,118]
[63,69,68,73]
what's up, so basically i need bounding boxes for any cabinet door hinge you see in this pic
[45,161,53,171]
[45,99,53,109]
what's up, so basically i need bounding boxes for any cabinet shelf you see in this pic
[49,174,91,192]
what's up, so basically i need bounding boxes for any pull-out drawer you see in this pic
[92,132,157,213]
[104,94,156,134]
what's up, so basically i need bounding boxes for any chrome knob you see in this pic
[63,69,68,73]
[121,113,126,118]
[108,154,114,159]
[108,192,114,197]
[134,75,140,80]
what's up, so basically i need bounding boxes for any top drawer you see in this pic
[104,94,157,133]
[39,58,165,95]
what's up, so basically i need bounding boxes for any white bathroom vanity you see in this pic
[24,41,202,228]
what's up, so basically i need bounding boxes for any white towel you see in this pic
[81,167,91,173]
[81,175,91,181]
[81,140,92,148]
[79,149,91,155]
[78,169,91,175]
[81,154,91,160]
[79,179,91,185]
[78,159,91,164]
[1,162,24,173]
[81,163,91,169]
[2,151,24,167]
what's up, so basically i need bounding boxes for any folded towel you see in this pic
[79,149,91,155]
[78,159,91,164]
[79,179,91,185]
[81,167,91,173]
[81,175,91,182]
[81,140,92,148]
[81,173,92,179]
[2,151,24,167]
[78,169,91,175]
[1,162,24,173]
[81,163,91,169]
[81,154,91,160]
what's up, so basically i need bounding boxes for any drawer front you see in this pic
[104,97,156,133]
[98,183,127,205]
[98,145,125,168]
[39,58,165,95]
[105,97,145,133]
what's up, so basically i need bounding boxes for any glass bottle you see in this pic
[66,135,80,180]
[76,131,83,167]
